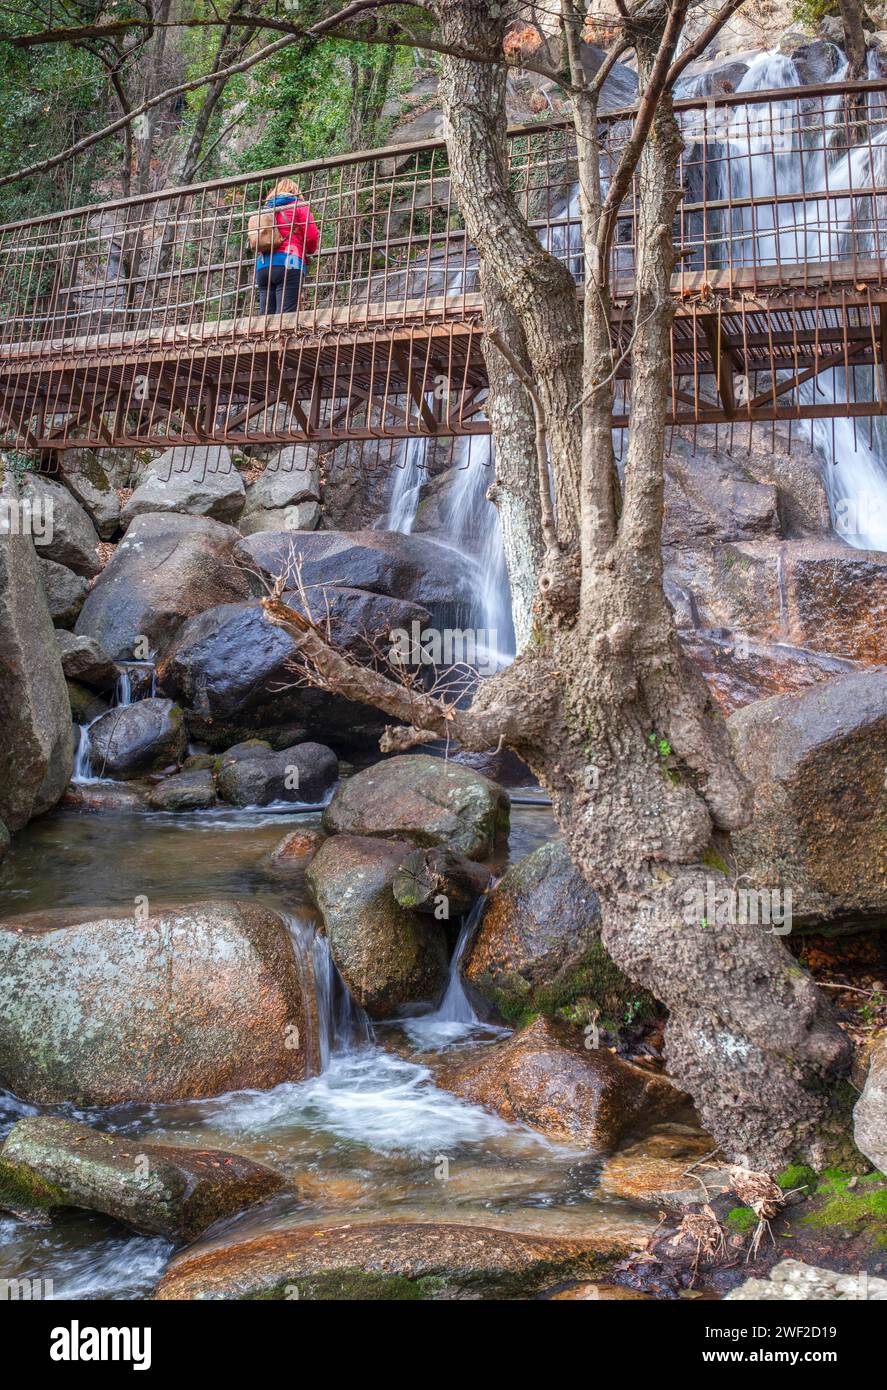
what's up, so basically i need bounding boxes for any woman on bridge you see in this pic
[253,178,319,315]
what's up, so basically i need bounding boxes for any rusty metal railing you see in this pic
[1,76,886,452]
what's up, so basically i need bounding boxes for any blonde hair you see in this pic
[268,178,300,199]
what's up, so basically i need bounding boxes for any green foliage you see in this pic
[726,1205,758,1234]
[776,1162,817,1195]
[792,0,839,30]
[803,1168,887,1246]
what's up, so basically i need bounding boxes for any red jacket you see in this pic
[269,195,319,266]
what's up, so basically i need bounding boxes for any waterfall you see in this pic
[697,49,887,551]
[380,435,428,532]
[402,896,505,1049]
[71,659,157,785]
[311,931,372,1069]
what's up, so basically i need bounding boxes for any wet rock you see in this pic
[668,537,887,664]
[215,741,337,807]
[62,782,147,813]
[0,483,73,833]
[122,446,245,525]
[682,631,863,715]
[854,1036,887,1174]
[663,441,780,546]
[39,558,89,628]
[392,845,490,916]
[75,512,248,661]
[56,450,121,539]
[235,528,478,618]
[269,828,327,868]
[0,1116,285,1239]
[55,631,116,691]
[727,1258,887,1300]
[88,697,187,776]
[20,473,101,577]
[323,755,509,858]
[154,1219,616,1300]
[0,901,312,1104]
[66,680,109,727]
[158,594,431,742]
[146,769,217,812]
[463,839,648,1028]
[440,1016,687,1150]
[598,1125,732,1209]
[729,672,887,925]
[306,834,448,1017]
[241,446,321,535]
[785,40,844,84]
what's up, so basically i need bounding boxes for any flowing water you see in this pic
[72,660,157,785]
[0,798,658,1298]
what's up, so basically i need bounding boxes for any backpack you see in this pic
[247,205,285,254]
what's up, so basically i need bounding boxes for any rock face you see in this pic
[663,441,780,546]
[0,489,74,832]
[235,528,478,618]
[306,834,448,1017]
[240,446,321,535]
[55,631,116,690]
[323,755,509,859]
[0,901,313,1105]
[681,631,861,716]
[441,1016,686,1149]
[39,558,89,628]
[75,512,248,660]
[122,446,245,525]
[729,672,887,924]
[215,740,338,807]
[158,594,431,742]
[463,839,647,1027]
[854,1037,887,1174]
[0,1117,285,1240]
[20,473,101,576]
[154,1220,615,1300]
[87,697,187,776]
[392,845,490,916]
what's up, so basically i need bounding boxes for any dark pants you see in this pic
[256,262,302,315]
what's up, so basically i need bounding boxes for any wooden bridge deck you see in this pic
[1,78,887,454]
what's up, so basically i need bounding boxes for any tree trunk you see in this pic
[426,0,853,1169]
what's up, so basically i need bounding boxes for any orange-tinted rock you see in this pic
[543,1282,654,1300]
[0,901,313,1105]
[598,1125,731,1208]
[729,671,887,925]
[440,1016,687,1150]
[681,632,860,715]
[154,1220,615,1300]
[270,828,327,866]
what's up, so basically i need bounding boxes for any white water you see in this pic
[697,49,887,550]
[402,896,507,1051]
[72,660,156,784]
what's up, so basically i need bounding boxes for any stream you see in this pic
[0,799,657,1300]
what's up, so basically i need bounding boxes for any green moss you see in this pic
[0,1156,68,1221]
[726,1205,758,1234]
[802,1168,887,1247]
[486,943,657,1034]
[700,846,731,876]
[776,1163,817,1196]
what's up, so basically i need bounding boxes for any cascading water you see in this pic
[72,659,157,784]
[694,48,887,550]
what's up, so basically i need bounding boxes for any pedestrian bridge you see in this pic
[1,76,886,460]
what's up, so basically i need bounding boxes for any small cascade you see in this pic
[71,658,157,785]
[379,435,428,532]
[311,930,372,1069]
[403,896,505,1050]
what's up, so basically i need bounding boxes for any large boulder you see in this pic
[663,441,780,546]
[122,446,245,525]
[215,740,337,807]
[729,672,887,925]
[20,473,101,576]
[87,697,187,776]
[55,631,116,690]
[0,901,313,1104]
[681,631,861,716]
[240,446,321,536]
[306,834,448,1017]
[234,528,478,620]
[323,755,509,859]
[441,1016,687,1149]
[56,450,122,539]
[463,839,650,1027]
[39,558,89,628]
[0,484,73,832]
[0,1116,285,1240]
[154,1219,620,1300]
[853,1036,887,1174]
[75,512,248,660]
[158,592,433,739]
